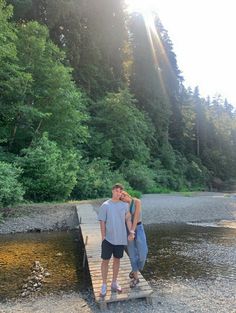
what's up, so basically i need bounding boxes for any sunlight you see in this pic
[125,0,158,14]
[125,0,170,99]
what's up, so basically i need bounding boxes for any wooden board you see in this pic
[76,204,153,309]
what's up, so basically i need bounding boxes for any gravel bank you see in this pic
[0,278,235,313]
[141,192,236,224]
[0,203,79,235]
[1,193,235,234]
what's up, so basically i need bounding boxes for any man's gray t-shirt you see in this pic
[97,199,129,245]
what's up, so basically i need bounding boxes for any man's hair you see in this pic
[112,183,124,190]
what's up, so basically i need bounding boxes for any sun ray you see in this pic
[126,0,176,101]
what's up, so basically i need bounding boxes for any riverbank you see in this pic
[0,192,235,313]
[1,192,235,235]
[141,192,236,224]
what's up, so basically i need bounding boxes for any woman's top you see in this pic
[129,199,142,223]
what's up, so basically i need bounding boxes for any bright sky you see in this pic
[126,0,236,106]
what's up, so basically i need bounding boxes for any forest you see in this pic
[1,0,236,209]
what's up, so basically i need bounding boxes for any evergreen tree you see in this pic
[87,89,153,167]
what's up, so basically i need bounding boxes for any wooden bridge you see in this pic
[76,203,153,310]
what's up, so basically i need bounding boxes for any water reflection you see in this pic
[143,223,236,283]
[0,230,89,301]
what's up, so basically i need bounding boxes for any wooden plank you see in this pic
[76,204,153,308]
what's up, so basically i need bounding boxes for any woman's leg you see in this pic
[127,238,139,272]
[135,224,148,271]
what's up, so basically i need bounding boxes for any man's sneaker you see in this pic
[100,284,107,297]
[111,281,122,293]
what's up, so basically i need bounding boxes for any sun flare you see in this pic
[125,0,158,14]
[125,0,171,99]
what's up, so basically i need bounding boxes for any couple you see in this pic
[98,183,148,297]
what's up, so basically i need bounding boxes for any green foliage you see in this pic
[9,0,129,98]
[18,133,79,201]
[89,89,153,166]
[121,160,156,192]
[71,158,129,200]
[126,189,142,199]
[0,0,33,148]
[14,21,88,150]
[148,186,171,194]
[185,157,210,188]
[0,161,25,208]
[1,0,236,202]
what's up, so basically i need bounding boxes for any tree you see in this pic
[18,133,79,201]
[87,89,153,167]
[0,0,32,149]
[8,0,129,99]
[6,21,88,153]
[0,161,24,208]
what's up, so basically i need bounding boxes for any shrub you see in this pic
[0,161,25,208]
[18,133,79,201]
[121,160,156,192]
[71,158,130,200]
[185,157,210,188]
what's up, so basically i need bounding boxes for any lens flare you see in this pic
[126,0,172,99]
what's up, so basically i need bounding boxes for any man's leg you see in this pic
[111,245,124,292]
[112,257,120,282]
[101,259,110,284]
[100,240,112,296]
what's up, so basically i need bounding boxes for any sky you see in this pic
[126,0,236,106]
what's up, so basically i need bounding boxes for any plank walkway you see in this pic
[76,203,153,310]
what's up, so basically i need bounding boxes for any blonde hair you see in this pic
[121,191,132,198]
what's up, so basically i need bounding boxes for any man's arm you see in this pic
[100,220,106,241]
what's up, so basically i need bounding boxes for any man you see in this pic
[97,183,133,297]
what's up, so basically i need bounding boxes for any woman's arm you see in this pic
[126,211,135,241]
[131,199,141,231]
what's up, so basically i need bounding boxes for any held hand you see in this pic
[128,233,135,241]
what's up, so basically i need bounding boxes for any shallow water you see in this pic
[0,223,235,301]
[143,223,236,283]
[0,230,88,301]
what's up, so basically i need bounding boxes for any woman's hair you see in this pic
[121,191,132,198]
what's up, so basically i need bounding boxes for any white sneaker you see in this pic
[111,281,122,292]
[100,284,107,297]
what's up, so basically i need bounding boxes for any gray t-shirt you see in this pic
[97,199,129,245]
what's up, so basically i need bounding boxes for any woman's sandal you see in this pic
[130,278,140,288]
[129,271,134,279]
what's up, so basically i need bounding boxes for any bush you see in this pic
[121,160,156,192]
[0,161,25,208]
[71,158,130,200]
[126,189,142,198]
[185,157,210,188]
[18,133,79,201]
[151,156,188,191]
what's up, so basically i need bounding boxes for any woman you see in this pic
[120,191,148,288]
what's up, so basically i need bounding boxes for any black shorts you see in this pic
[101,239,125,260]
